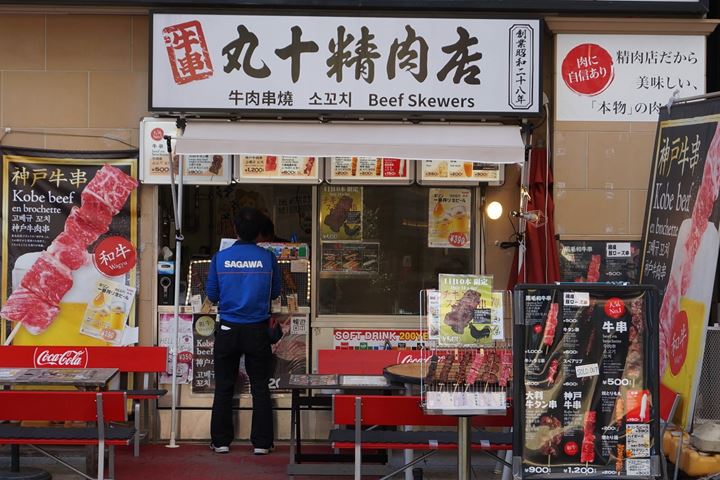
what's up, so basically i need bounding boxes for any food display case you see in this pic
[512,284,661,479]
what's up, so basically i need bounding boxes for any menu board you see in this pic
[321,242,379,273]
[234,155,321,183]
[513,285,660,479]
[419,160,503,184]
[559,240,641,284]
[139,118,231,185]
[320,185,363,242]
[191,314,216,393]
[327,157,412,184]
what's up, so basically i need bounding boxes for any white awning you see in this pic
[174,121,525,164]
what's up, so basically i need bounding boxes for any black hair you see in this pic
[258,213,275,238]
[233,207,261,242]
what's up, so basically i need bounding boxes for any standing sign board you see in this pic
[639,97,720,428]
[513,284,660,479]
[556,35,705,122]
[151,14,540,117]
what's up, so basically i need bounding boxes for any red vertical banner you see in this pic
[1,148,139,346]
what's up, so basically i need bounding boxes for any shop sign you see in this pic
[639,97,720,428]
[556,34,705,122]
[428,188,472,248]
[233,155,321,183]
[419,160,503,184]
[333,328,427,349]
[1,150,140,346]
[139,117,232,185]
[151,13,540,117]
[327,157,412,184]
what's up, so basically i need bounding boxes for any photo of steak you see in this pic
[0,287,60,335]
[19,252,73,306]
[78,193,114,231]
[443,289,481,334]
[64,206,109,245]
[324,195,354,232]
[82,164,139,214]
[47,232,89,270]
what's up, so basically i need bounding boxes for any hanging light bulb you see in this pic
[486,201,503,220]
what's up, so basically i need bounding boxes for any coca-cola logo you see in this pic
[33,348,89,368]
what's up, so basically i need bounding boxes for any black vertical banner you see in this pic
[639,99,720,427]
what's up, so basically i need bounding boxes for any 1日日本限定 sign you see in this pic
[151,14,540,116]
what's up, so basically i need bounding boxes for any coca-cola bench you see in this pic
[330,395,513,480]
[0,345,168,456]
[0,390,134,480]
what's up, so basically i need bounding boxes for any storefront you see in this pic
[145,11,539,439]
[0,0,716,448]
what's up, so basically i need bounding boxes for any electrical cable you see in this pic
[0,128,137,149]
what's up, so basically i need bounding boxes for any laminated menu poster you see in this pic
[438,274,497,346]
[320,185,363,241]
[192,313,308,394]
[428,188,472,249]
[1,149,139,346]
[559,240,641,284]
[513,285,660,479]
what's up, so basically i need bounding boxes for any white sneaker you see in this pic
[210,444,230,454]
[253,446,274,455]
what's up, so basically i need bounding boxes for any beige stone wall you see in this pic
[0,13,156,344]
[547,17,717,241]
[554,121,656,239]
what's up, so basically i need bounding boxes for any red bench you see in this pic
[0,390,134,480]
[0,345,168,456]
[331,394,513,479]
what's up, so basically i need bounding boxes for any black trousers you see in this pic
[210,320,273,449]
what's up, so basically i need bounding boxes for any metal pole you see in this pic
[457,416,471,480]
[165,135,183,449]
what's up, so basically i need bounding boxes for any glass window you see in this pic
[318,185,474,315]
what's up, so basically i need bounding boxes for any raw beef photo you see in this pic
[1,164,138,340]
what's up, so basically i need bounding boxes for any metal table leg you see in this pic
[458,416,471,480]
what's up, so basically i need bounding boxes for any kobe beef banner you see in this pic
[639,97,720,428]
[0,148,139,346]
[513,284,661,479]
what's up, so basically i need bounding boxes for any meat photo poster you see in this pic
[0,149,139,346]
[437,274,501,346]
[319,185,363,242]
[513,285,660,478]
[639,97,720,428]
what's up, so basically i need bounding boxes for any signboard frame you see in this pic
[232,155,323,184]
[149,12,542,119]
[325,157,414,185]
[416,160,505,186]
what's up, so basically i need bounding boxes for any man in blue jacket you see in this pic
[206,207,281,455]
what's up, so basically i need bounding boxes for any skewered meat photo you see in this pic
[443,289,481,334]
[323,195,354,232]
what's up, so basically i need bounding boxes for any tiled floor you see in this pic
[0,443,508,479]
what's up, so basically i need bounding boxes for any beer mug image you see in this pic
[109,302,127,331]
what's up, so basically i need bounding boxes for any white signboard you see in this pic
[233,155,322,183]
[327,157,412,184]
[556,34,705,122]
[151,14,540,116]
[139,118,232,184]
[418,160,503,185]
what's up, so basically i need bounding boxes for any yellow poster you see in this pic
[1,152,139,346]
[437,274,494,346]
[428,188,471,249]
[319,185,362,242]
[662,296,706,428]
